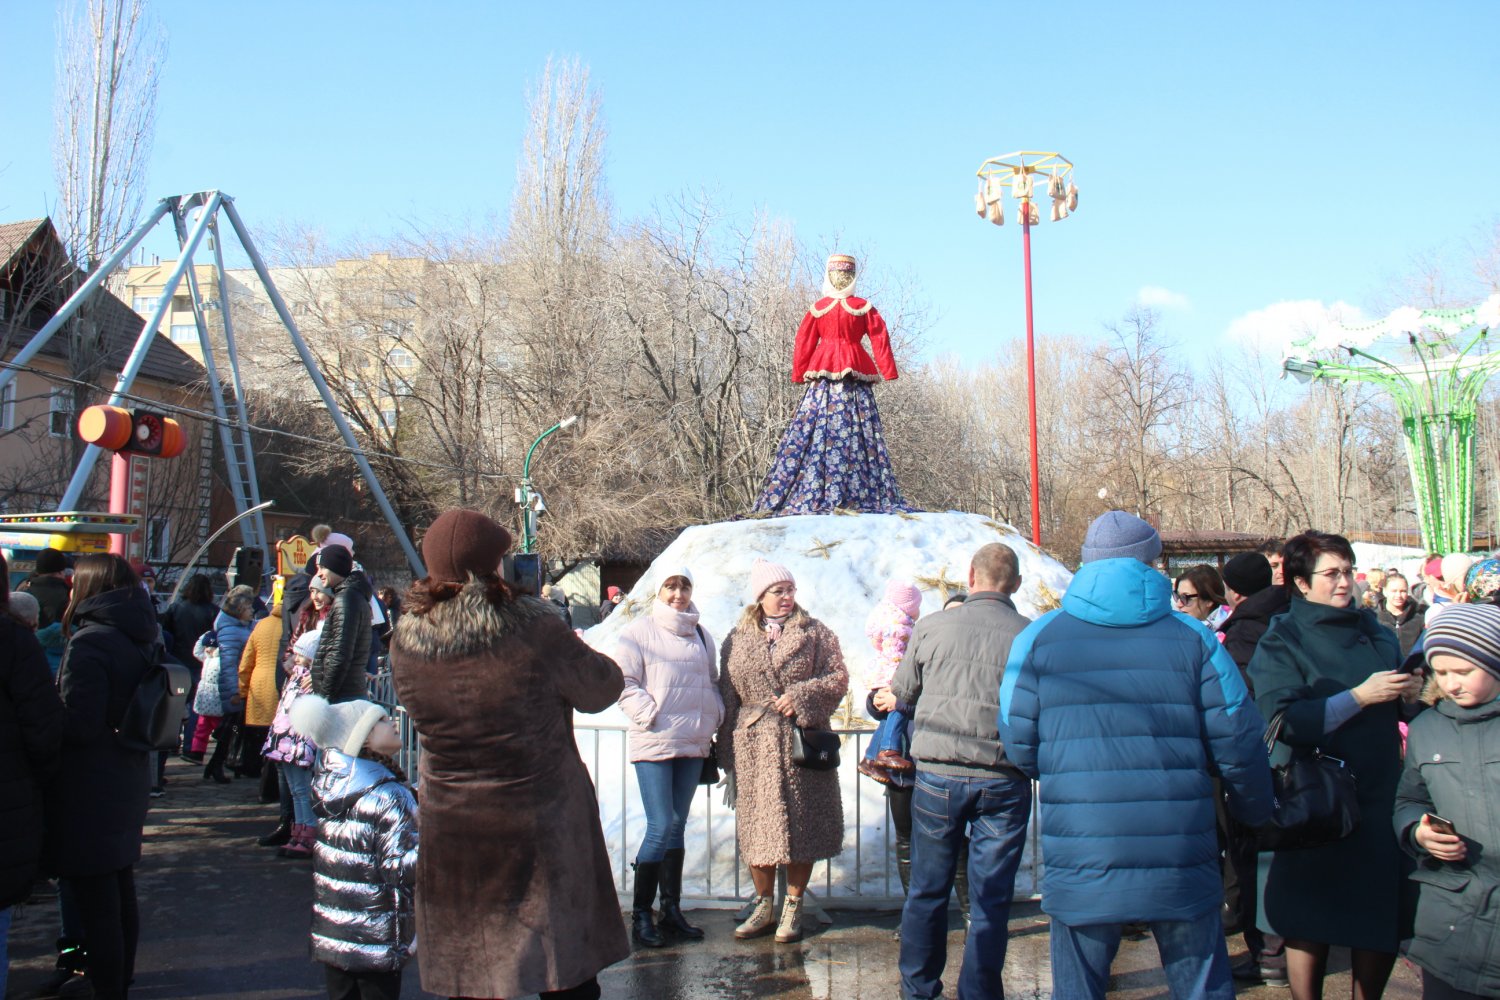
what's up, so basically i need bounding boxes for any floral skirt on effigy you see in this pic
[750,377,917,516]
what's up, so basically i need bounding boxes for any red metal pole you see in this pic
[108,453,129,556]
[1022,203,1041,547]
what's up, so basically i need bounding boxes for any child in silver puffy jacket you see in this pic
[291,694,417,1000]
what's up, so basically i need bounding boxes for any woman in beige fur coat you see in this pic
[717,558,848,944]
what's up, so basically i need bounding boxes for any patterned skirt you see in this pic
[750,377,916,516]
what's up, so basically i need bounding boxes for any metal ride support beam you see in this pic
[217,198,426,578]
[58,193,223,512]
[206,212,269,549]
[0,198,174,397]
[168,197,257,550]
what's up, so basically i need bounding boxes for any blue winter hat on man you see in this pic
[1081,510,1162,565]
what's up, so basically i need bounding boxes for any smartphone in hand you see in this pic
[1427,813,1459,837]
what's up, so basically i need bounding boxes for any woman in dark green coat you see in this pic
[1248,531,1422,1000]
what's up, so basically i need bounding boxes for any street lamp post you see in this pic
[519,415,578,554]
[974,151,1078,547]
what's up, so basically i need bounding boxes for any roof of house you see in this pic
[1159,529,1279,554]
[1,217,204,387]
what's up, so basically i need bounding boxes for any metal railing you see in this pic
[366,670,1043,906]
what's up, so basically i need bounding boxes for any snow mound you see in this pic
[574,510,1073,900]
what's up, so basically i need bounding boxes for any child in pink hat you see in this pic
[858,580,922,783]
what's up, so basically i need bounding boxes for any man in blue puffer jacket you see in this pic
[998,511,1273,1000]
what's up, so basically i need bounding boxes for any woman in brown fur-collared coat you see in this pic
[390,509,628,1000]
[717,558,848,944]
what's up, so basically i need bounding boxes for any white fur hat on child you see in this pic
[292,627,323,661]
[290,694,387,756]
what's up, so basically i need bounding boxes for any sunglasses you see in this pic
[1173,591,1201,605]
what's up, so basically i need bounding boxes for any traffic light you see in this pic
[77,405,186,458]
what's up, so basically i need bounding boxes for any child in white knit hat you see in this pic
[290,695,418,999]
[857,580,922,784]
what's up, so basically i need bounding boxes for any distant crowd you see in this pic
[4,511,1500,1000]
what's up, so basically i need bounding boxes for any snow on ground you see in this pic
[572,510,1073,900]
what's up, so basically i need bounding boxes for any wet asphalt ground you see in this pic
[6,756,1421,999]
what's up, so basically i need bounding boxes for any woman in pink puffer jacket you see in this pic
[615,567,724,950]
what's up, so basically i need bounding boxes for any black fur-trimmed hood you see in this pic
[392,579,555,660]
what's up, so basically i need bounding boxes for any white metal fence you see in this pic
[367,670,1043,905]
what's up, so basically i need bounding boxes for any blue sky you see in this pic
[2,1,1498,369]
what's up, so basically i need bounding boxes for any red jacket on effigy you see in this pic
[791,295,899,384]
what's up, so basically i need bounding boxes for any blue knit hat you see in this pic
[1081,510,1162,565]
[1424,603,1500,681]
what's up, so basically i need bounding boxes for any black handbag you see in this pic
[791,725,841,771]
[1256,707,1361,852]
[699,743,721,785]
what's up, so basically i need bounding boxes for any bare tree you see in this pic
[53,0,164,271]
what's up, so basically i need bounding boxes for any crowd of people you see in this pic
[6,505,1500,1000]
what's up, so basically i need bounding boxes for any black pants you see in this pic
[69,866,138,1000]
[1423,968,1487,1000]
[238,724,269,777]
[325,965,402,1000]
[452,975,600,1000]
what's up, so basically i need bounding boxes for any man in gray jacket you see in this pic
[891,542,1032,1000]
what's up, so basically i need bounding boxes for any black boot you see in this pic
[657,848,704,940]
[631,861,665,948]
[204,721,233,783]
[257,818,293,847]
[954,836,971,933]
[893,832,912,941]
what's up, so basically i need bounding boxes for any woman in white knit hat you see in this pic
[614,566,723,948]
[716,558,848,943]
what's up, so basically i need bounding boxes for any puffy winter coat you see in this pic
[615,600,723,762]
[716,610,848,867]
[892,591,1029,779]
[46,585,159,877]
[999,557,1273,925]
[310,747,418,973]
[863,599,914,690]
[238,609,284,726]
[313,570,373,704]
[1393,696,1500,994]
[0,614,63,906]
[206,609,253,707]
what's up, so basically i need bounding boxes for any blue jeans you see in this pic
[633,757,701,863]
[1049,910,1234,1000]
[1,904,11,999]
[899,770,1032,1000]
[865,710,911,758]
[283,762,316,826]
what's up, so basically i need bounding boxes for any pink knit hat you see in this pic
[885,580,922,619]
[746,558,796,604]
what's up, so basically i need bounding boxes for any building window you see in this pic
[132,295,160,316]
[0,381,13,431]
[387,347,416,369]
[384,289,416,308]
[381,318,413,338]
[49,390,71,437]
[170,324,198,344]
[146,517,171,563]
[380,408,398,431]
